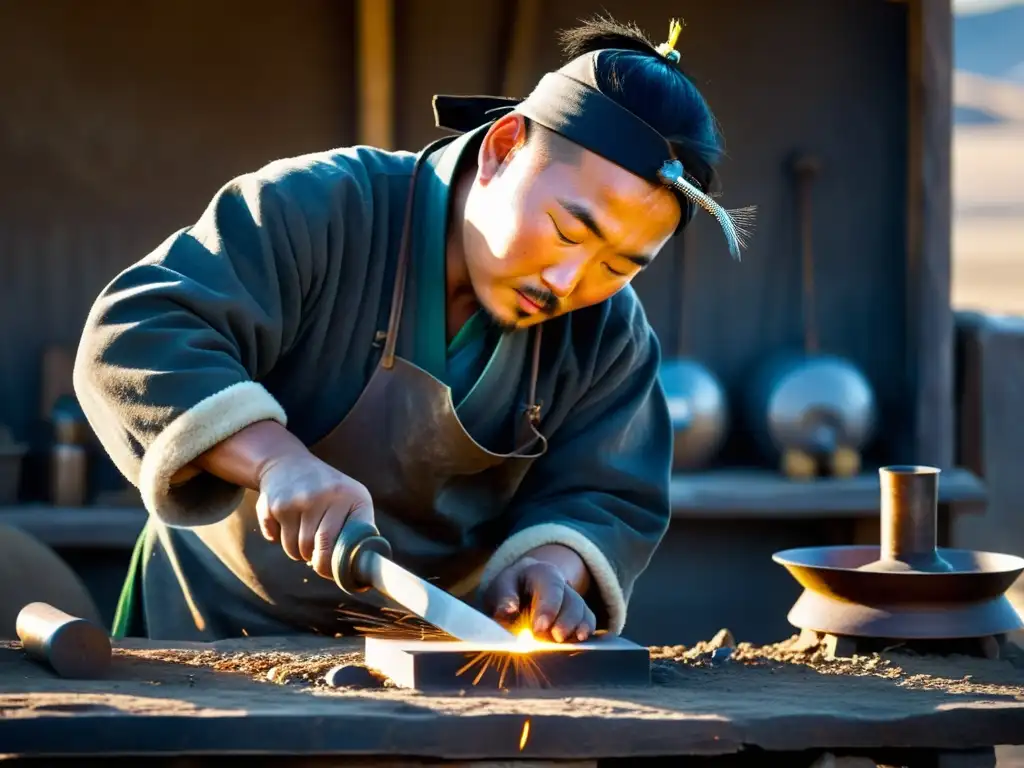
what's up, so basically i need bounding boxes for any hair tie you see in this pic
[656,19,684,64]
[658,160,757,260]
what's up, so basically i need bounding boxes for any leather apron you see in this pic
[112,135,550,639]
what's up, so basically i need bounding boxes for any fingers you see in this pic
[564,593,597,643]
[256,459,376,577]
[310,487,375,580]
[523,564,565,637]
[298,505,328,562]
[256,492,308,560]
[548,589,584,643]
[255,493,280,543]
[514,561,598,644]
[344,496,375,528]
[485,566,522,620]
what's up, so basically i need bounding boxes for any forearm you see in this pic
[173,420,311,489]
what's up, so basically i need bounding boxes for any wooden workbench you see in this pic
[1,635,1023,766]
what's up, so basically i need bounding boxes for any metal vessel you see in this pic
[773,466,1024,640]
[746,153,877,478]
[659,358,729,471]
[746,351,876,477]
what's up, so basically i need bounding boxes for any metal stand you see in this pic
[773,466,1024,642]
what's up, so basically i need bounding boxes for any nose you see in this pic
[540,254,588,298]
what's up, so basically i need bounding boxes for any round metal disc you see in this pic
[774,545,1024,639]
[787,588,1024,639]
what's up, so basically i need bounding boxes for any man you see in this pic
[73,16,749,643]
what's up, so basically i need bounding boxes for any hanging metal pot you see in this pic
[746,153,878,479]
[659,358,729,471]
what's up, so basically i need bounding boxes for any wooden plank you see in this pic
[0,465,989,552]
[0,506,146,549]
[904,0,954,468]
[356,0,395,149]
[2,637,1023,759]
[669,467,986,519]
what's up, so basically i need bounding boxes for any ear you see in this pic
[477,112,528,184]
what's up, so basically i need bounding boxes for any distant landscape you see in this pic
[952,2,1024,314]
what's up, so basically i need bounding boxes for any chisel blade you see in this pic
[359,551,516,645]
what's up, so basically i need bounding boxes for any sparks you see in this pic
[516,628,539,647]
[519,718,531,751]
[512,620,555,652]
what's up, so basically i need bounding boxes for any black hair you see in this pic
[554,15,723,194]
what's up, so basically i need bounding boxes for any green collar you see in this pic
[404,124,490,381]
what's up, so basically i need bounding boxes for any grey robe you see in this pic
[74,126,673,640]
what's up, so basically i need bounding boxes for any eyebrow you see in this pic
[557,199,654,268]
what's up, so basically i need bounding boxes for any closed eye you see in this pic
[548,214,581,245]
[603,263,629,277]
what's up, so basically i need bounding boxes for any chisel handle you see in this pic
[16,602,112,679]
[331,519,394,595]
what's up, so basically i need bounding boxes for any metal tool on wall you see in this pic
[745,153,877,480]
[659,222,729,471]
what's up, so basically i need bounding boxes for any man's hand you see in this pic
[483,545,596,644]
[182,420,375,580]
[255,452,374,580]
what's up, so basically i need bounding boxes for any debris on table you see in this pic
[80,626,1024,699]
[650,629,1024,697]
[121,646,365,687]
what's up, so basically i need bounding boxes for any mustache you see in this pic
[517,285,560,315]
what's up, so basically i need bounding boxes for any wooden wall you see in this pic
[0,0,357,451]
[0,0,913,470]
[0,0,941,645]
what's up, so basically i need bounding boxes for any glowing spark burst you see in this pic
[337,605,572,691]
[453,616,559,689]
[516,628,539,647]
[519,719,531,751]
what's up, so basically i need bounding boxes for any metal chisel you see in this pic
[331,520,516,645]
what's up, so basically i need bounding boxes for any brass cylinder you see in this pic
[876,465,952,572]
[16,602,111,679]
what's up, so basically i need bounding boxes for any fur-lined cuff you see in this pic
[478,523,627,635]
[138,381,288,528]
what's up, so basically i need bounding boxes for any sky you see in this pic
[954,0,1024,14]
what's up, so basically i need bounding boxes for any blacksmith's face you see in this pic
[461,113,681,329]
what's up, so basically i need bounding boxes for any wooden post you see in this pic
[501,0,543,98]
[904,0,954,469]
[356,0,395,149]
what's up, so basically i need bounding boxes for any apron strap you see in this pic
[379,136,546,426]
[382,137,454,369]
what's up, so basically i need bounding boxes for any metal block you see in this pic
[364,633,651,691]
